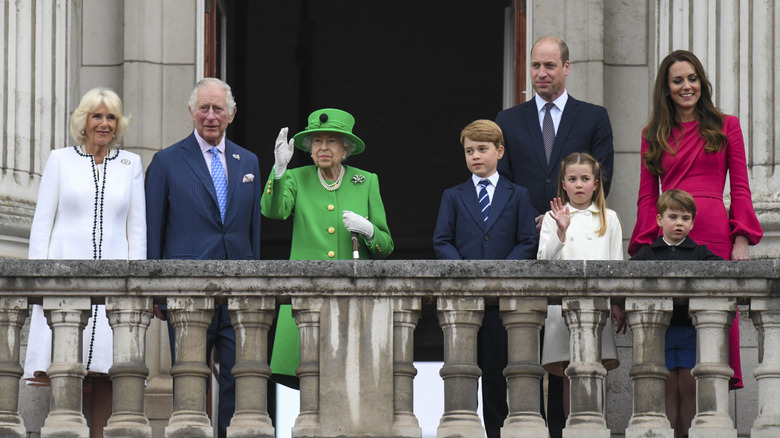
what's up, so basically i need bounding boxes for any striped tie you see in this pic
[478,179,490,222]
[210,147,228,223]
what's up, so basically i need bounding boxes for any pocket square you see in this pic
[242,173,254,183]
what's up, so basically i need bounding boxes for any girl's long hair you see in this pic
[643,50,727,176]
[557,152,607,236]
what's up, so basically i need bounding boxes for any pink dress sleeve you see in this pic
[628,133,661,256]
[723,116,763,245]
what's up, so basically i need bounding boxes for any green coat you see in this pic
[261,164,394,387]
[261,164,393,260]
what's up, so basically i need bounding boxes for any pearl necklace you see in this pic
[318,166,345,191]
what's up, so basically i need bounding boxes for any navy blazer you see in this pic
[145,133,262,260]
[496,95,614,215]
[433,177,537,260]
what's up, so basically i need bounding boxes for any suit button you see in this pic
[546,178,551,184]
[328,227,335,234]
[328,251,335,258]
[484,235,490,241]
[328,204,335,211]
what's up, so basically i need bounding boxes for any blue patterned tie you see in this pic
[478,179,490,222]
[210,147,227,223]
[543,102,556,164]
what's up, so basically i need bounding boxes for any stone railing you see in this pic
[0,259,778,438]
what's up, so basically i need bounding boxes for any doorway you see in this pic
[220,0,513,260]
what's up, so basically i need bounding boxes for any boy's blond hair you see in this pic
[460,120,504,148]
[657,189,697,219]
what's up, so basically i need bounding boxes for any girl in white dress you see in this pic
[537,152,625,419]
[26,88,146,436]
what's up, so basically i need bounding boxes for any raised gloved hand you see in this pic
[342,211,374,239]
[274,127,295,178]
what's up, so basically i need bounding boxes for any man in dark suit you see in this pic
[496,36,614,437]
[145,77,262,438]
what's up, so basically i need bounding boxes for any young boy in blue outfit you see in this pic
[433,119,537,438]
[630,189,721,438]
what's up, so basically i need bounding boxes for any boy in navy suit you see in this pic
[433,119,537,438]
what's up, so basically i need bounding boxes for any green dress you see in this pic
[261,164,393,387]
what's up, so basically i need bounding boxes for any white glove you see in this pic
[342,211,374,239]
[274,127,295,179]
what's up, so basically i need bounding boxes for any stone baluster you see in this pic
[103,297,154,438]
[164,297,214,438]
[40,297,91,438]
[562,297,610,438]
[291,297,324,437]
[500,297,548,438]
[750,298,780,437]
[624,298,673,438]
[436,297,484,438]
[688,298,736,438]
[226,297,276,438]
[0,297,27,438]
[391,298,422,437]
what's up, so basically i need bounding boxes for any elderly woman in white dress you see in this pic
[25,87,146,434]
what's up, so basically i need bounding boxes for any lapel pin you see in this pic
[233,154,240,160]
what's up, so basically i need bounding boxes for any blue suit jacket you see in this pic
[433,177,537,260]
[496,95,614,215]
[145,133,262,260]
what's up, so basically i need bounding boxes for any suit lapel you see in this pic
[548,96,578,172]
[181,134,220,208]
[484,178,511,231]
[225,141,243,215]
[522,100,549,170]
[457,181,486,230]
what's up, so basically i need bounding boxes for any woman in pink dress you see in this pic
[629,50,762,436]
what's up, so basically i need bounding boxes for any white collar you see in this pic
[566,201,599,214]
[194,129,226,154]
[535,90,569,113]
[472,172,499,188]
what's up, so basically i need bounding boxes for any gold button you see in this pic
[266,189,271,194]
[328,251,335,258]
[328,227,335,234]
[328,204,335,211]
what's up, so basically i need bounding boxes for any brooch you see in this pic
[121,158,131,165]
[351,175,366,184]
[233,154,240,160]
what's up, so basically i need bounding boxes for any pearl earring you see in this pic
[81,130,86,135]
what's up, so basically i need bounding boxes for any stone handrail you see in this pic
[0,259,778,438]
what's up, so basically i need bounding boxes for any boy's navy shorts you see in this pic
[665,325,696,370]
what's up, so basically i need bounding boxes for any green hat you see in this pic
[293,108,366,156]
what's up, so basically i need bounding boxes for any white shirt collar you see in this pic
[662,236,687,247]
[194,129,226,154]
[535,90,569,113]
[566,201,599,214]
[472,171,499,188]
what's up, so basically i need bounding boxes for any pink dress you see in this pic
[629,115,763,388]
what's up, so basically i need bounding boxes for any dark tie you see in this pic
[543,102,556,164]
[478,179,491,222]
[210,147,228,223]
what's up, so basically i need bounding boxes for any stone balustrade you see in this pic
[0,259,777,438]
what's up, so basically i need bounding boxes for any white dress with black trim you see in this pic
[24,145,146,382]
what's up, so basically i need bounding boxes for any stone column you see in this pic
[391,298,422,437]
[226,297,275,438]
[164,297,214,438]
[750,298,780,437]
[500,297,548,438]
[291,297,324,437]
[436,297,484,438]
[104,297,154,438]
[40,297,91,438]
[688,298,736,438]
[562,297,610,438]
[624,298,673,438]
[0,297,28,438]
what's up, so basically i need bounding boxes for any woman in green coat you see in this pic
[261,108,394,387]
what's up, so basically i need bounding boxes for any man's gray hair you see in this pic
[188,77,236,114]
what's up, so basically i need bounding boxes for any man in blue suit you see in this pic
[434,120,537,438]
[496,36,614,438]
[145,77,262,438]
